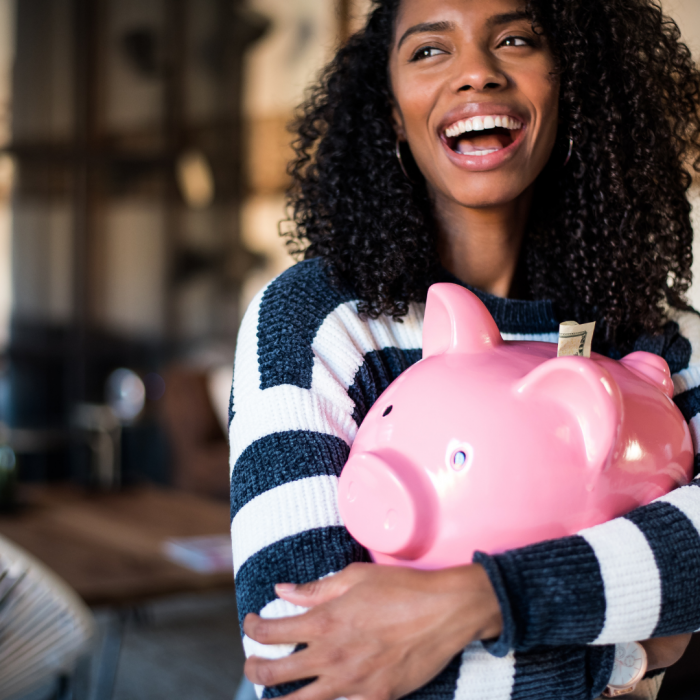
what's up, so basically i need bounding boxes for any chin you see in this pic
[423,160,534,209]
[449,184,530,209]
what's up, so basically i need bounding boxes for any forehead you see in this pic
[395,0,529,31]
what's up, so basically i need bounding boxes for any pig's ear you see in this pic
[423,283,503,358]
[620,351,674,399]
[515,357,623,470]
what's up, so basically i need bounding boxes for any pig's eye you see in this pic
[448,445,473,472]
[382,405,393,417]
[453,451,467,468]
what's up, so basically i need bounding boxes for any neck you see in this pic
[433,187,533,299]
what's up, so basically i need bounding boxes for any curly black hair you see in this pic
[284,0,700,351]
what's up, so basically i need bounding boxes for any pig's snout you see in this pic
[338,452,430,559]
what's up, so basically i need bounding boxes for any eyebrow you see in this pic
[396,11,532,51]
[397,21,455,50]
[487,10,532,28]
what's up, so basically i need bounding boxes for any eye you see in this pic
[452,451,467,468]
[410,46,446,62]
[382,405,393,417]
[499,35,532,48]
[448,445,473,472]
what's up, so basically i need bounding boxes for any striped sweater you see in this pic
[229,258,700,700]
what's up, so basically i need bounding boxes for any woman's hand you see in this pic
[641,634,692,671]
[243,562,503,700]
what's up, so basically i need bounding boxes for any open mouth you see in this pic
[442,115,524,157]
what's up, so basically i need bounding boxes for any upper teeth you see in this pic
[444,115,523,138]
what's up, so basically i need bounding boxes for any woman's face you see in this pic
[389,0,559,210]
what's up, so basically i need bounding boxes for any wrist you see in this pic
[469,563,504,640]
[433,563,503,645]
[640,634,692,671]
[640,640,662,672]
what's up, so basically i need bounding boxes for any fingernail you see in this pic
[276,583,297,593]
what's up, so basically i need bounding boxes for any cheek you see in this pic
[394,83,446,180]
[394,79,437,136]
[530,75,560,145]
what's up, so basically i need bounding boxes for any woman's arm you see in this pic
[244,566,690,699]
[244,562,617,700]
[475,311,700,655]
[244,563,501,700]
[230,268,369,697]
[474,474,700,654]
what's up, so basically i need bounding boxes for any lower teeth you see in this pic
[458,147,500,156]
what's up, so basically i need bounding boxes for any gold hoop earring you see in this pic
[395,138,414,182]
[563,136,574,167]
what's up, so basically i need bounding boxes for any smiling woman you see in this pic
[230,1,700,700]
[284,0,699,348]
[385,0,562,297]
[390,2,558,210]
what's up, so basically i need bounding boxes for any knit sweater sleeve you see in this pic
[229,265,369,699]
[476,310,700,655]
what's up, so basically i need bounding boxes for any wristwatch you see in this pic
[602,642,648,697]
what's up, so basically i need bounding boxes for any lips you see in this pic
[436,107,528,171]
[442,114,525,157]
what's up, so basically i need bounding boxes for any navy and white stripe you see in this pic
[580,519,662,643]
[230,259,700,700]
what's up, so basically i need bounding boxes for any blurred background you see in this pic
[0,1,699,699]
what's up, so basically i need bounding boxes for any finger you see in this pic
[275,577,347,607]
[245,648,319,688]
[276,563,371,606]
[244,611,318,645]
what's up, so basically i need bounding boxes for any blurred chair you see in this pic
[160,365,230,499]
[0,534,94,699]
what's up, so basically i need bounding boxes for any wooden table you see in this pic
[0,485,234,606]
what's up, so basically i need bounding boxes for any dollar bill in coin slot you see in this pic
[557,320,595,358]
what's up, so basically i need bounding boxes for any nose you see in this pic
[338,452,430,559]
[451,45,507,94]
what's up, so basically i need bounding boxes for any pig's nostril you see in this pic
[383,405,393,417]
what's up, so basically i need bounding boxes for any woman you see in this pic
[230,0,700,698]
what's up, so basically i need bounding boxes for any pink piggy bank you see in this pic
[338,283,694,569]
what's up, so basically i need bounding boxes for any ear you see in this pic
[515,357,623,470]
[423,283,503,358]
[391,100,407,140]
[620,351,674,399]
